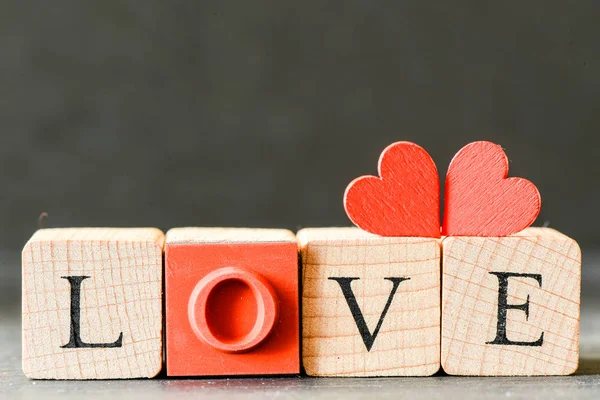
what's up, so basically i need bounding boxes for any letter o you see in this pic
[187,266,279,353]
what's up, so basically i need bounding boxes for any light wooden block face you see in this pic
[299,228,441,377]
[22,228,165,379]
[441,228,581,376]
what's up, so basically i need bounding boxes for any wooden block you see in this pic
[441,228,581,376]
[165,228,299,376]
[344,141,441,238]
[442,141,541,237]
[22,228,165,379]
[299,227,441,376]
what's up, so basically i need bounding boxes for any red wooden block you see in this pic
[344,141,441,238]
[165,228,300,376]
[442,141,541,237]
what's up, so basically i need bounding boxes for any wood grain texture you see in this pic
[299,227,441,376]
[441,227,581,376]
[22,228,165,379]
[165,227,297,244]
[442,141,541,237]
[344,142,441,238]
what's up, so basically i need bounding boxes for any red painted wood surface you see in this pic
[344,141,441,238]
[165,242,299,376]
[442,141,541,237]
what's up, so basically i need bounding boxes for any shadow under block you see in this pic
[299,228,441,377]
[22,228,165,379]
[441,228,581,376]
[165,228,300,376]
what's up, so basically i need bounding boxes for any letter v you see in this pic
[328,277,410,351]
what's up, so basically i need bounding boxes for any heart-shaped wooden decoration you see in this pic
[344,141,440,237]
[442,141,541,236]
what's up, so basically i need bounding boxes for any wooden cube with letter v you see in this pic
[299,228,441,377]
[164,228,299,376]
[299,142,444,376]
[22,228,165,379]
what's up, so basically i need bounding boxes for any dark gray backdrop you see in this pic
[2,1,599,262]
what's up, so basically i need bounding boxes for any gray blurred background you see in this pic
[1,1,599,310]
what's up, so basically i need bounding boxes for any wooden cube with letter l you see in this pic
[299,227,441,377]
[22,228,165,379]
[441,228,581,376]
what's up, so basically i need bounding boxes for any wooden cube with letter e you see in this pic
[22,228,165,379]
[441,228,581,376]
[299,228,441,377]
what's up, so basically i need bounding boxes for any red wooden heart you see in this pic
[344,141,440,237]
[442,141,541,236]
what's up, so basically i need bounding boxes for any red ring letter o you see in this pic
[188,266,279,353]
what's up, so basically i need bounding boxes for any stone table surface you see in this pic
[1,251,599,399]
